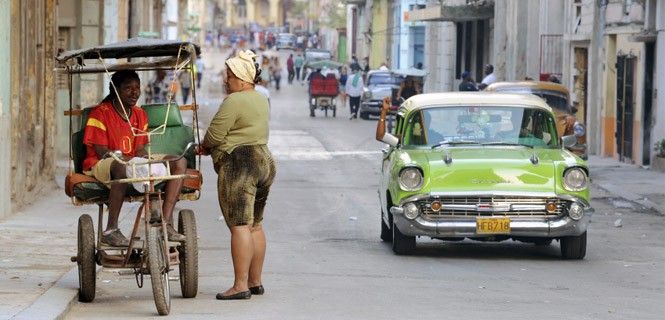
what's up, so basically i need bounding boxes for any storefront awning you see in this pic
[405,3,494,22]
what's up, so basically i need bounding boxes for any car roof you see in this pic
[486,81,569,95]
[400,92,553,113]
[367,70,397,76]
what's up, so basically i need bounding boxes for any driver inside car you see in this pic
[83,70,187,247]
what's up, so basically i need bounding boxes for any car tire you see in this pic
[360,112,369,120]
[380,212,392,242]
[560,231,586,260]
[392,220,415,255]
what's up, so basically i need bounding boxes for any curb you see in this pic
[11,266,79,320]
[591,180,665,216]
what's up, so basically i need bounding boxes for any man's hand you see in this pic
[381,97,391,114]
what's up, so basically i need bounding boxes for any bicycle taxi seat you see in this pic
[64,103,202,204]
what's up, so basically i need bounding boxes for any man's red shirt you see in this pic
[82,101,149,171]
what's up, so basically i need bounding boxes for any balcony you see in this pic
[405,0,494,23]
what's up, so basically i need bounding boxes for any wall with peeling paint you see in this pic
[8,0,57,212]
[0,0,11,219]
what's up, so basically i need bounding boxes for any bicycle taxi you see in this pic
[306,59,342,117]
[57,38,203,315]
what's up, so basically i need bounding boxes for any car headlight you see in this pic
[573,122,586,137]
[404,202,419,220]
[568,202,584,220]
[363,89,372,100]
[563,167,588,191]
[398,167,423,191]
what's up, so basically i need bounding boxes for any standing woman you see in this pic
[271,57,282,91]
[200,50,276,300]
[338,66,348,111]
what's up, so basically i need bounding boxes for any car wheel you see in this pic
[391,220,415,255]
[360,112,369,120]
[560,231,587,260]
[380,211,392,242]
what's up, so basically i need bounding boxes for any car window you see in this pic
[404,106,559,148]
[368,74,402,86]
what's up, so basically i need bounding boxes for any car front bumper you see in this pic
[390,194,593,238]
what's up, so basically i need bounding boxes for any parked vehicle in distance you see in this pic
[378,92,593,259]
[304,48,332,63]
[359,70,403,120]
[486,81,588,160]
[276,33,296,50]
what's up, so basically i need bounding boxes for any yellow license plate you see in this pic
[476,217,511,234]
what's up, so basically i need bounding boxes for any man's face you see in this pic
[484,66,492,75]
[118,79,140,107]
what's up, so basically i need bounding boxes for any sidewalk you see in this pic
[587,155,665,215]
[0,167,141,319]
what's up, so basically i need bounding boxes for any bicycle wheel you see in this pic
[147,226,171,315]
[178,209,198,298]
[77,214,96,302]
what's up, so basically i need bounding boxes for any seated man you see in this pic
[83,70,186,246]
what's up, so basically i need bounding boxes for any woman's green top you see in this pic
[204,90,269,164]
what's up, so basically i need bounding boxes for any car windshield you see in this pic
[404,106,560,148]
[368,74,402,86]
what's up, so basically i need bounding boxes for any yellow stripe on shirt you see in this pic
[87,118,107,131]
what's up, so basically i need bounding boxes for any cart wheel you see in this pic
[148,226,171,315]
[77,214,96,302]
[178,209,198,298]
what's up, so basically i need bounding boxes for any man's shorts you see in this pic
[215,145,276,228]
[84,154,168,185]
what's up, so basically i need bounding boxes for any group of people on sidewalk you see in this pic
[81,50,276,300]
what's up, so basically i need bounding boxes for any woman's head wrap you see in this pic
[225,50,258,84]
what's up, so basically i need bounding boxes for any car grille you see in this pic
[418,196,566,218]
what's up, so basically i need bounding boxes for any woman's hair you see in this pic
[102,70,140,103]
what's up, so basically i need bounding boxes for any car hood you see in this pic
[415,147,566,194]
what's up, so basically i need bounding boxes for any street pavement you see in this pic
[1,48,664,320]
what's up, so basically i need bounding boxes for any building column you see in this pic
[654,2,665,159]
[0,0,11,219]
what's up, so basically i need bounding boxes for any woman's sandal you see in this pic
[249,285,264,295]
[216,290,251,300]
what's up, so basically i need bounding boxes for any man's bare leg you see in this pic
[107,161,128,231]
[162,157,186,224]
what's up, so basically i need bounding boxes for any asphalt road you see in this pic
[65,50,665,320]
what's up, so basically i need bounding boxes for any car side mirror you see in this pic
[561,135,577,149]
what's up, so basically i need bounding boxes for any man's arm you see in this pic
[375,97,390,141]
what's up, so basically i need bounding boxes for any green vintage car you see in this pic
[378,92,593,259]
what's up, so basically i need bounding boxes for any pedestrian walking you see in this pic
[458,71,478,92]
[339,66,348,110]
[287,54,295,84]
[260,56,270,86]
[179,71,193,104]
[345,66,364,120]
[294,53,304,81]
[200,50,276,301]
[195,58,205,89]
[270,57,282,91]
[144,70,170,104]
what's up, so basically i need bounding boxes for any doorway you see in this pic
[616,55,636,162]
[643,43,655,165]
